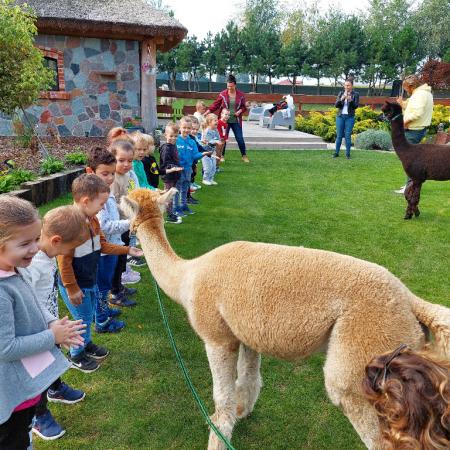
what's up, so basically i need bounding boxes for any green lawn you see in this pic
[36,150,449,450]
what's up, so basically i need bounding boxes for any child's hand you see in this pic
[166,166,183,173]
[202,151,213,157]
[50,317,86,348]
[129,247,144,257]
[69,289,84,306]
[214,155,221,160]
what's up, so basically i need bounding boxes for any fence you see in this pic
[156,90,450,118]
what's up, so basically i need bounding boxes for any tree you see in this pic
[177,36,204,91]
[157,45,181,90]
[420,59,450,89]
[0,0,53,116]
[201,32,218,91]
[215,21,244,75]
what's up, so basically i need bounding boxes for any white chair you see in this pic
[259,104,296,130]
[247,106,265,121]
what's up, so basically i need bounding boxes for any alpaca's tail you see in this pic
[411,296,450,358]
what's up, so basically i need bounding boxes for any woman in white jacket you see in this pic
[394,75,434,193]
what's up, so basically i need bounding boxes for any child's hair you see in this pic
[72,173,110,202]
[204,113,218,128]
[220,108,230,118]
[196,100,206,111]
[362,346,450,449]
[87,146,116,171]
[0,196,39,248]
[130,131,155,149]
[106,127,132,145]
[165,122,179,135]
[179,116,192,126]
[108,139,135,157]
[189,115,199,126]
[42,206,88,243]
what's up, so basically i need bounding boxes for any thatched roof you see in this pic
[17,0,187,51]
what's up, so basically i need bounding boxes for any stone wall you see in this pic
[0,35,141,137]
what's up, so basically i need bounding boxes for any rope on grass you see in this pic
[152,276,237,450]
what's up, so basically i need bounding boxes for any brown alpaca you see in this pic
[381,101,450,219]
[121,188,450,450]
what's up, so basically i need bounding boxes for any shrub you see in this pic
[354,129,393,151]
[65,151,87,165]
[0,168,36,193]
[40,156,65,175]
[430,104,450,134]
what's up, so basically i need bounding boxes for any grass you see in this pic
[36,150,449,450]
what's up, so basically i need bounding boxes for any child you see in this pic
[20,206,88,441]
[0,196,85,450]
[187,116,203,204]
[86,146,134,320]
[129,133,156,191]
[201,113,221,186]
[160,123,182,224]
[175,117,211,216]
[218,108,230,163]
[193,100,207,129]
[132,132,158,188]
[108,139,143,288]
[57,174,143,373]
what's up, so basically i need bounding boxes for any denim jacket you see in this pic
[335,91,360,117]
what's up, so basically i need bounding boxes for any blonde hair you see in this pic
[130,131,155,152]
[196,100,206,111]
[108,139,135,157]
[189,115,199,125]
[165,122,179,135]
[204,113,218,129]
[179,116,192,126]
[106,127,132,145]
[42,206,89,243]
[0,196,39,248]
[403,75,422,90]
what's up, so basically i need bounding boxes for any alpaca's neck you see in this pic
[391,115,411,152]
[136,218,187,306]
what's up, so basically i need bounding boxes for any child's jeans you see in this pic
[163,180,177,215]
[96,255,118,325]
[202,154,216,182]
[175,168,192,211]
[111,231,130,295]
[59,284,99,357]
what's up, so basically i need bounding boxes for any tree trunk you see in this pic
[316,69,321,95]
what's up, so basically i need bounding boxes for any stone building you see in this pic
[0,0,186,136]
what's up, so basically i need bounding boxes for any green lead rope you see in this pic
[152,277,237,450]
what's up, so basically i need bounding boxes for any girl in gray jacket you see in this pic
[0,196,84,450]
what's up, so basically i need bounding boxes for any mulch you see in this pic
[0,137,105,173]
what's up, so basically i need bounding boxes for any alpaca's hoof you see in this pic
[414,209,420,217]
[236,403,251,419]
[404,214,412,220]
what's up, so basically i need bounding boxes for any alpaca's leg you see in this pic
[235,344,262,419]
[205,343,239,450]
[410,182,422,217]
[403,181,414,219]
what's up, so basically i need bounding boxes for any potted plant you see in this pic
[123,116,144,133]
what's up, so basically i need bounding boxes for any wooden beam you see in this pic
[141,39,157,132]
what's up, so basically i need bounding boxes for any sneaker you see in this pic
[175,210,187,217]
[181,206,195,215]
[395,185,406,194]
[122,269,140,285]
[109,293,137,307]
[210,180,218,185]
[192,182,202,189]
[69,351,99,373]
[189,183,198,191]
[187,197,199,205]
[95,317,125,334]
[332,153,339,158]
[242,155,250,163]
[47,382,85,404]
[108,306,122,317]
[166,213,182,224]
[121,286,137,296]
[127,255,146,267]
[32,411,65,441]
[85,342,109,360]
[346,155,351,160]
[202,180,213,186]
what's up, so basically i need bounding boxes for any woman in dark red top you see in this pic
[205,74,249,163]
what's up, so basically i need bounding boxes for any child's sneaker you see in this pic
[108,306,122,317]
[109,292,136,307]
[121,286,137,296]
[181,206,195,215]
[187,197,199,205]
[47,382,85,404]
[95,317,125,333]
[192,182,202,189]
[68,351,99,373]
[189,183,198,191]
[175,210,187,218]
[122,269,140,285]
[127,255,146,267]
[166,213,182,224]
[85,342,109,360]
[202,180,213,185]
[32,411,65,441]
[210,180,218,185]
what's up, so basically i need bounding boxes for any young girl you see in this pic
[218,108,230,163]
[193,100,206,129]
[0,196,84,450]
[201,113,221,186]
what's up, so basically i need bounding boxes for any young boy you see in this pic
[86,146,135,320]
[160,123,182,223]
[57,174,143,372]
[187,116,204,204]
[175,117,211,216]
[20,206,88,441]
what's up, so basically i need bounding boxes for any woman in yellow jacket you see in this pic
[395,75,434,193]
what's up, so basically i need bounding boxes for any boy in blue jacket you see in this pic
[175,117,211,216]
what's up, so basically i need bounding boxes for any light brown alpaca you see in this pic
[121,188,450,450]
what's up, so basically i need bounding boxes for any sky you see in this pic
[164,0,371,40]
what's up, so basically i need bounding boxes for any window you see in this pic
[38,47,70,100]
[44,57,59,91]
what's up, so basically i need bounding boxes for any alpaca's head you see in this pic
[120,188,178,231]
[381,101,403,121]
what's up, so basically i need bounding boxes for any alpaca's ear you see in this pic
[157,188,178,206]
[120,196,140,220]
